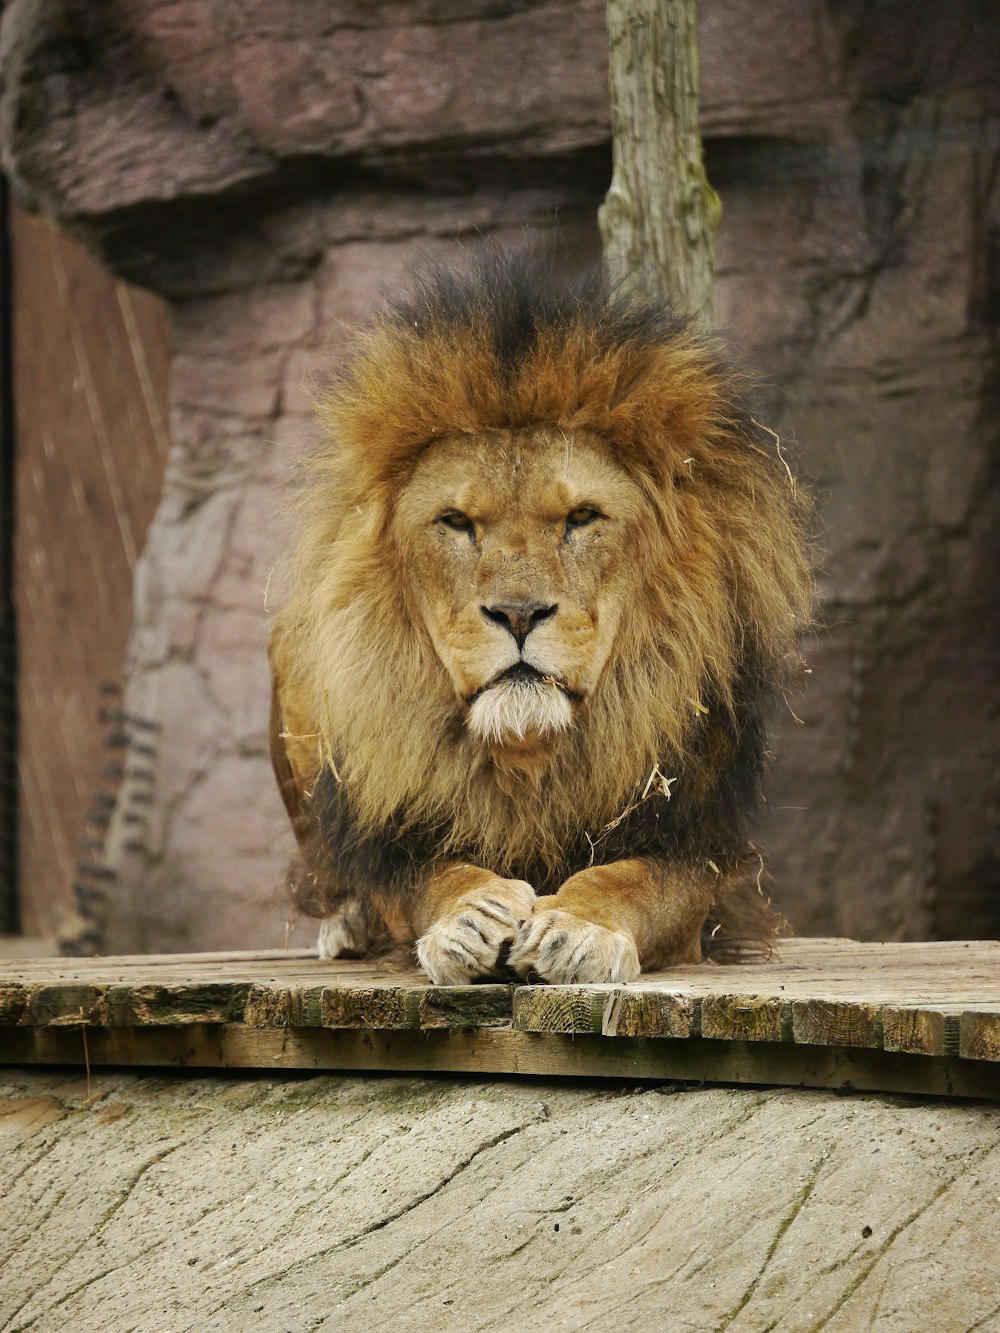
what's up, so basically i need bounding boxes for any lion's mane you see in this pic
[271,252,813,953]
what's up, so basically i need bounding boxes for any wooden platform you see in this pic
[1,938,998,1099]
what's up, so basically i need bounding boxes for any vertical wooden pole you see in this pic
[0,177,18,934]
[598,0,720,314]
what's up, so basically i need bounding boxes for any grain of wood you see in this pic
[322,985,417,1030]
[512,984,597,1034]
[599,0,719,310]
[961,1011,1000,1062]
[701,993,788,1043]
[602,988,695,1038]
[244,984,324,1029]
[418,985,512,1030]
[107,981,252,1027]
[882,1005,956,1057]
[791,998,884,1050]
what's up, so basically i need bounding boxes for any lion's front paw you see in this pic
[415,879,536,985]
[508,907,640,984]
[317,898,372,960]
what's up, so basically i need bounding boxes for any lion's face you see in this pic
[393,428,647,752]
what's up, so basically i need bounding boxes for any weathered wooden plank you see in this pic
[243,984,325,1029]
[322,986,420,1030]
[2,1023,998,1100]
[960,1011,1000,1062]
[702,994,790,1043]
[512,985,599,1033]
[601,990,696,1038]
[881,1006,959,1058]
[20,984,108,1027]
[3,941,999,1105]
[418,985,512,1030]
[511,985,699,1039]
[105,982,252,1027]
[244,982,503,1032]
[5,939,999,1011]
[791,999,884,1050]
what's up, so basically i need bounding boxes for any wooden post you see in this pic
[0,179,17,936]
[598,0,720,314]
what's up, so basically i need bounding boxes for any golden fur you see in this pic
[270,253,812,983]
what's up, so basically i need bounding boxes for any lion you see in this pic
[269,251,812,986]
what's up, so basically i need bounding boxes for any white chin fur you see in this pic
[467,677,574,745]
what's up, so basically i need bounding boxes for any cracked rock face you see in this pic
[2,1070,999,1329]
[1,0,997,950]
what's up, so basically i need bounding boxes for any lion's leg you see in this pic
[412,862,536,985]
[508,859,712,984]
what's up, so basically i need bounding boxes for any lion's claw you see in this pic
[508,906,640,984]
[416,879,536,985]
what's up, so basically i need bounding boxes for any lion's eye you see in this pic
[438,510,475,533]
[564,506,601,531]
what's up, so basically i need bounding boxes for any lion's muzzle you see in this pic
[466,665,574,745]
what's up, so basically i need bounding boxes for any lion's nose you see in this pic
[481,601,558,651]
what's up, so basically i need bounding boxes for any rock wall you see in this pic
[1,0,997,950]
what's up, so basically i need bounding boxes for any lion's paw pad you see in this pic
[508,907,640,984]
[416,880,536,985]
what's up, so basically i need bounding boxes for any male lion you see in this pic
[270,253,812,985]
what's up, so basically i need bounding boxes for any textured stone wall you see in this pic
[714,3,1000,943]
[3,1069,999,1330]
[1,0,996,950]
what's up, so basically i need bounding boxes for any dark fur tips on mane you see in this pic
[386,249,694,376]
[317,243,802,521]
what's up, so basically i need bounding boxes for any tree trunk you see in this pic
[598,0,719,314]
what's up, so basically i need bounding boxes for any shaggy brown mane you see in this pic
[271,251,813,957]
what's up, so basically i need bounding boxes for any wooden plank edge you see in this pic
[513,986,699,1038]
[2,981,257,1028]
[960,1010,1000,1062]
[512,988,990,1063]
[242,984,514,1031]
[8,977,997,1067]
[0,1024,997,1101]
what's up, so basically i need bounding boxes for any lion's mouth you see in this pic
[465,663,578,745]
[467,663,580,706]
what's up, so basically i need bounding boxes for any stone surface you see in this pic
[0,0,610,286]
[0,1069,998,1331]
[0,0,997,951]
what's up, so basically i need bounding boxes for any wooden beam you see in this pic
[2,1023,997,1100]
[2,939,998,1100]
